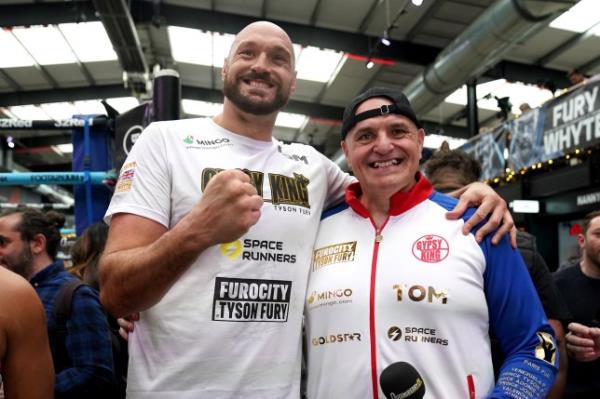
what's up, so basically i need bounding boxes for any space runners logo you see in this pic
[312,241,357,271]
[212,277,291,322]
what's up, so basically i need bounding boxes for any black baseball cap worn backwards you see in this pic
[341,87,422,140]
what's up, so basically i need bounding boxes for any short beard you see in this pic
[223,77,288,116]
[4,246,34,280]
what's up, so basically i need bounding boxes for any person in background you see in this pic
[0,266,54,399]
[424,148,570,399]
[305,88,557,398]
[0,209,115,399]
[567,69,589,87]
[555,210,600,398]
[70,222,109,290]
[70,221,127,398]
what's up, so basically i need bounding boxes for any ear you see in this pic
[577,233,585,249]
[290,70,297,95]
[341,140,352,171]
[221,58,229,82]
[29,233,47,256]
[417,128,425,161]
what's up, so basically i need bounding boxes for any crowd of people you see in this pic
[0,20,598,399]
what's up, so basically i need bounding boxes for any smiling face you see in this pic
[222,22,296,116]
[342,97,424,198]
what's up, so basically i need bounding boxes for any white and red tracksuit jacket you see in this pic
[305,175,558,399]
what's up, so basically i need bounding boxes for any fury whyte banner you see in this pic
[461,124,508,180]
[542,76,600,160]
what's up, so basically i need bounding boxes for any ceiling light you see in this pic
[423,134,466,150]
[412,0,423,6]
[275,112,307,129]
[7,104,50,120]
[168,26,212,66]
[366,60,375,69]
[550,0,600,34]
[296,46,345,82]
[53,144,74,154]
[381,32,391,47]
[0,29,35,67]
[181,99,221,117]
[12,25,77,65]
[58,22,117,62]
[105,97,140,113]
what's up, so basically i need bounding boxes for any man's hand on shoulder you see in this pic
[445,182,516,248]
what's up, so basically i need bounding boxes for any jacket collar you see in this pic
[345,172,433,218]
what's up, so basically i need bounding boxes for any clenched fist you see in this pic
[184,169,263,247]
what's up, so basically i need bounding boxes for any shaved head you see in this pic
[222,20,297,115]
[229,21,295,68]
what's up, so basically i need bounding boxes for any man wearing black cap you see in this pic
[304,87,558,399]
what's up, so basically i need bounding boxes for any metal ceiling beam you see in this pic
[92,0,148,75]
[358,0,381,33]
[0,85,345,121]
[0,85,130,107]
[0,1,571,87]
[537,20,600,66]
[405,0,447,42]
[0,1,97,27]
[309,0,325,26]
[181,86,344,120]
[580,55,600,74]
[129,1,440,67]
[0,69,21,91]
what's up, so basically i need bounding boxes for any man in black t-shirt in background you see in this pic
[555,210,600,398]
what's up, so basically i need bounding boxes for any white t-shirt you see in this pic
[105,117,352,399]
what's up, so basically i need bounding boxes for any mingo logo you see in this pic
[412,234,449,263]
[183,135,232,149]
[307,288,353,308]
[220,240,242,260]
[312,241,357,271]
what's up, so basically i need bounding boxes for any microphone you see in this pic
[380,362,426,399]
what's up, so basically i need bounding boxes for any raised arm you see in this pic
[1,269,54,399]
[99,169,263,317]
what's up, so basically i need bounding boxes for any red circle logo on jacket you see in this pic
[412,235,449,263]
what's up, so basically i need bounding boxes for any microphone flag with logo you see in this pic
[380,361,426,399]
